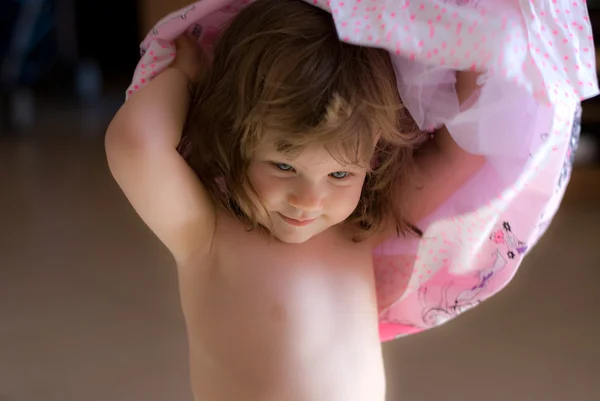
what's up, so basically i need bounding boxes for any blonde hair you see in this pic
[182,0,426,240]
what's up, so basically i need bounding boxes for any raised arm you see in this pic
[104,36,216,264]
[402,71,487,225]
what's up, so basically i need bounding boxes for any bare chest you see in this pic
[176,217,383,400]
[182,217,377,341]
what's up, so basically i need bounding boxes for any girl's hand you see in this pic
[171,34,209,83]
[455,70,482,106]
[397,70,486,228]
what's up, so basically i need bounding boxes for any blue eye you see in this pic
[330,171,349,179]
[274,163,294,171]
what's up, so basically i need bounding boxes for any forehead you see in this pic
[253,140,369,170]
[254,127,375,163]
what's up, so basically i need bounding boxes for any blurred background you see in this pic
[0,1,598,401]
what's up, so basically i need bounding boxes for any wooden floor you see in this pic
[1,97,599,401]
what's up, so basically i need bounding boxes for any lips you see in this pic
[278,213,317,227]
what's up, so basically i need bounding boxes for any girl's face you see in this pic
[246,142,369,244]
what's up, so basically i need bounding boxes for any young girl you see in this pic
[106,0,596,399]
[106,0,485,398]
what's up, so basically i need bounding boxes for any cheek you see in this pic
[247,166,285,208]
[326,182,364,217]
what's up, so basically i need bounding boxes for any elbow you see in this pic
[104,111,141,174]
[104,115,125,168]
[104,108,148,158]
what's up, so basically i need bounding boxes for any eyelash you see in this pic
[271,163,351,180]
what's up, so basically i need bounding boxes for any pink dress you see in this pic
[125,0,599,342]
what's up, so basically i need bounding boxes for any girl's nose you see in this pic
[288,181,324,212]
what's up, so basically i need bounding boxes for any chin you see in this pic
[263,214,339,244]
[271,223,329,244]
[273,231,315,244]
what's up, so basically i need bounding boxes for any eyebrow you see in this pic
[260,145,368,170]
[271,157,366,172]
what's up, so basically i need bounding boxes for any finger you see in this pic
[174,34,198,51]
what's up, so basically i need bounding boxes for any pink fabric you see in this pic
[125,0,599,342]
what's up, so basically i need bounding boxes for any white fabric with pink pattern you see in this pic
[126,0,599,341]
